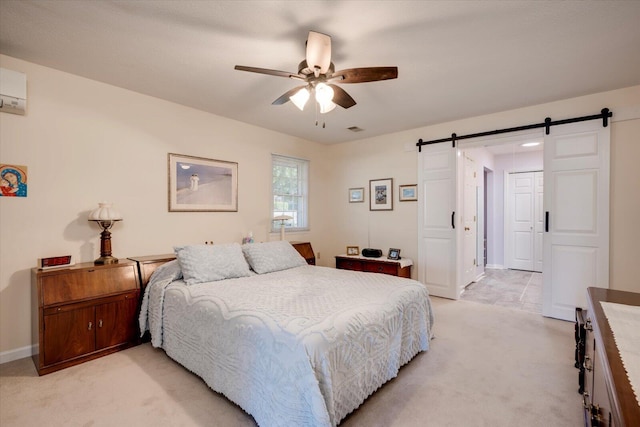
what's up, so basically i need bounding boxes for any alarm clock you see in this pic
[38,255,73,270]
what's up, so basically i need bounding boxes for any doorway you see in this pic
[418,120,610,321]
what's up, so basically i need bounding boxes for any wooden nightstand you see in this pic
[31,260,140,375]
[291,242,315,265]
[335,255,412,278]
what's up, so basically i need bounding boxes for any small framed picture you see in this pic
[387,248,401,260]
[370,178,393,211]
[346,246,360,256]
[349,187,364,203]
[399,184,417,202]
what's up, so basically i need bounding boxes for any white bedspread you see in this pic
[140,262,434,427]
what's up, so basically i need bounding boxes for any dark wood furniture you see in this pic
[291,241,315,265]
[128,254,176,289]
[335,255,412,278]
[31,261,140,375]
[583,287,640,427]
[575,307,588,395]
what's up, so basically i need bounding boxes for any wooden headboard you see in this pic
[127,254,176,289]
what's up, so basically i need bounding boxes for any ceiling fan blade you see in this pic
[331,67,398,83]
[328,84,356,109]
[272,85,307,105]
[234,65,304,81]
[306,31,331,75]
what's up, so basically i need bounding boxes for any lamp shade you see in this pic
[273,214,293,221]
[88,202,122,221]
[290,87,310,111]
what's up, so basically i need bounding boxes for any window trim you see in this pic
[271,154,309,233]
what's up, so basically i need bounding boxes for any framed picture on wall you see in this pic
[0,164,28,197]
[369,178,393,211]
[168,153,238,212]
[349,187,364,203]
[399,184,417,201]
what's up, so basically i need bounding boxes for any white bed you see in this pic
[139,241,434,427]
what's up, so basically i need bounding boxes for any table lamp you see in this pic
[88,202,123,265]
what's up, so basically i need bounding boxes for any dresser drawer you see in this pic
[41,263,138,306]
[335,257,363,271]
[362,261,397,275]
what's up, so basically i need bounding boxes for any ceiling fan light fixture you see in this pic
[290,87,310,111]
[319,100,336,114]
[314,83,333,103]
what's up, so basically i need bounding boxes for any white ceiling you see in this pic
[1,1,639,145]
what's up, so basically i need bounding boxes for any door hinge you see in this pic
[474,258,476,266]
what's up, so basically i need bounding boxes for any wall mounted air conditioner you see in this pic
[0,68,27,115]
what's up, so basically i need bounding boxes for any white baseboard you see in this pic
[485,264,505,270]
[0,344,36,365]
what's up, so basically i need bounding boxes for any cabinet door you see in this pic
[44,306,95,366]
[95,293,138,350]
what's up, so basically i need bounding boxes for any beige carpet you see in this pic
[0,297,582,426]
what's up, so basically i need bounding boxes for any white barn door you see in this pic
[542,121,610,321]
[418,143,459,299]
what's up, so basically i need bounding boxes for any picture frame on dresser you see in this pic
[346,246,360,256]
[369,178,393,211]
[168,153,238,212]
[387,248,401,260]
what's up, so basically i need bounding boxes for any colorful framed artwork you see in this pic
[349,187,364,203]
[369,178,393,211]
[168,153,238,212]
[399,184,417,201]
[0,164,28,197]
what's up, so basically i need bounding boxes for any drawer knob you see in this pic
[98,319,103,328]
[585,318,593,332]
[88,321,92,331]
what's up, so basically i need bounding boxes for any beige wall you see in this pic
[327,86,640,292]
[0,55,332,360]
[1,53,639,361]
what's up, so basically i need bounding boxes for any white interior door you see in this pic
[533,171,544,272]
[507,171,543,272]
[508,172,535,271]
[462,152,477,286]
[543,121,610,321]
[418,143,459,299]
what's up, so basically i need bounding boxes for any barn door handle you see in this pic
[545,211,549,232]
[451,212,455,229]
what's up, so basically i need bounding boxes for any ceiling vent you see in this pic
[347,126,364,132]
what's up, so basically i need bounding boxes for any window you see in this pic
[271,154,309,232]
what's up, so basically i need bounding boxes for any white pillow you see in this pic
[242,241,308,274]
[174,243,251,285]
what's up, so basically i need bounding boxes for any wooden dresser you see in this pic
[335,255,412,278]
[31,261,140,375]
[583,287,640,426]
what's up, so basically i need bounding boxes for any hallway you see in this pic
[461,269,542,314]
